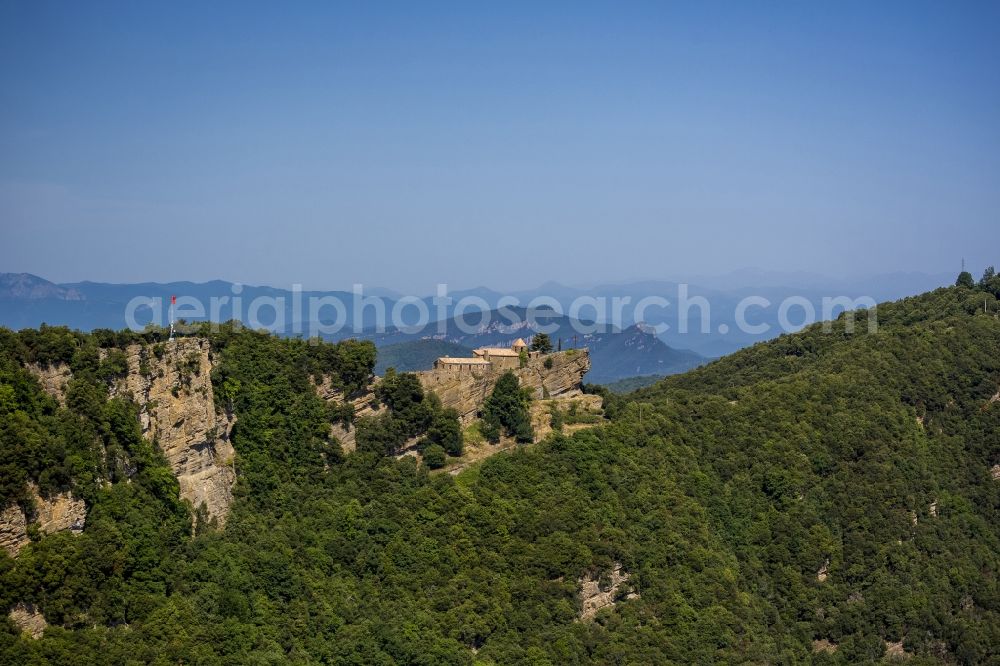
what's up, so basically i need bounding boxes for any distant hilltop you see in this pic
[0,273,83,301]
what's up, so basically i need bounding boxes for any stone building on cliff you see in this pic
[434,338,538,372]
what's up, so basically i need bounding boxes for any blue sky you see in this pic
[1,1,998,291]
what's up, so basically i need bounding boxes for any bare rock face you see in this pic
[314,375,383,453]
[8,602,47,639]
[0,484,86,557]
[530,394,604,443]
[31,486,86,536]
[113,338,236,526]
[577,562,638,621]
[418,349,591,424]
[885,640,910,660]
[16,338,236,532]
[312,375,342,402]
[26,362,72,406]
[817,558,830,582]
[514,349,591,401]
[812,639,837,654]
[0,504,28,557]
[328,391,380,453]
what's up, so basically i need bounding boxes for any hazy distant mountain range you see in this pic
[373,340,474,375]
[348,306,705,384]
[0,271,953,382]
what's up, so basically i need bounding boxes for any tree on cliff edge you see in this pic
[481,371,534,443]
[530,333,553,354]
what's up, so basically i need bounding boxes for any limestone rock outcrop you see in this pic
[113,338,236,526]
[8,602,47,639]
[313,374,385,453]
[0,504,28,557]
[530,393,604,443]
[885,640,910,660]
[17,338,236,530]
[417,349,590,424]
[26,362,72,406]
[314,350,589,453]
[31,487,86,536]
[578,562,638,621]
[817,558,830,582]
[329,392,381,453]
[0,484,86,557]
[985,390,999,410]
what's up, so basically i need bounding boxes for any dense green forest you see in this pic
[1,277,999,664]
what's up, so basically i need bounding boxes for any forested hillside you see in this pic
[1,281,999,664]
[605,282,1000,662]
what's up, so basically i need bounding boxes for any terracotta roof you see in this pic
[512,338,527,349]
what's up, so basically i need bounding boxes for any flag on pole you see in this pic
[168,296,176,341]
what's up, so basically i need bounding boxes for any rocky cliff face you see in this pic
[417,349,591,424]
[312,350,590,453]
[332,395,380,454]
[8,602,47,639]
[0,484,86,557]
[529,393,604,443]
[26,362,72,407]
[112,338,236,526]
[19,338,236,530]
[0,504,28,556]
[16,342,585,533]
[313,375,385,453]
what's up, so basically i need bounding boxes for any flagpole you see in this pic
[169,295,176,342]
